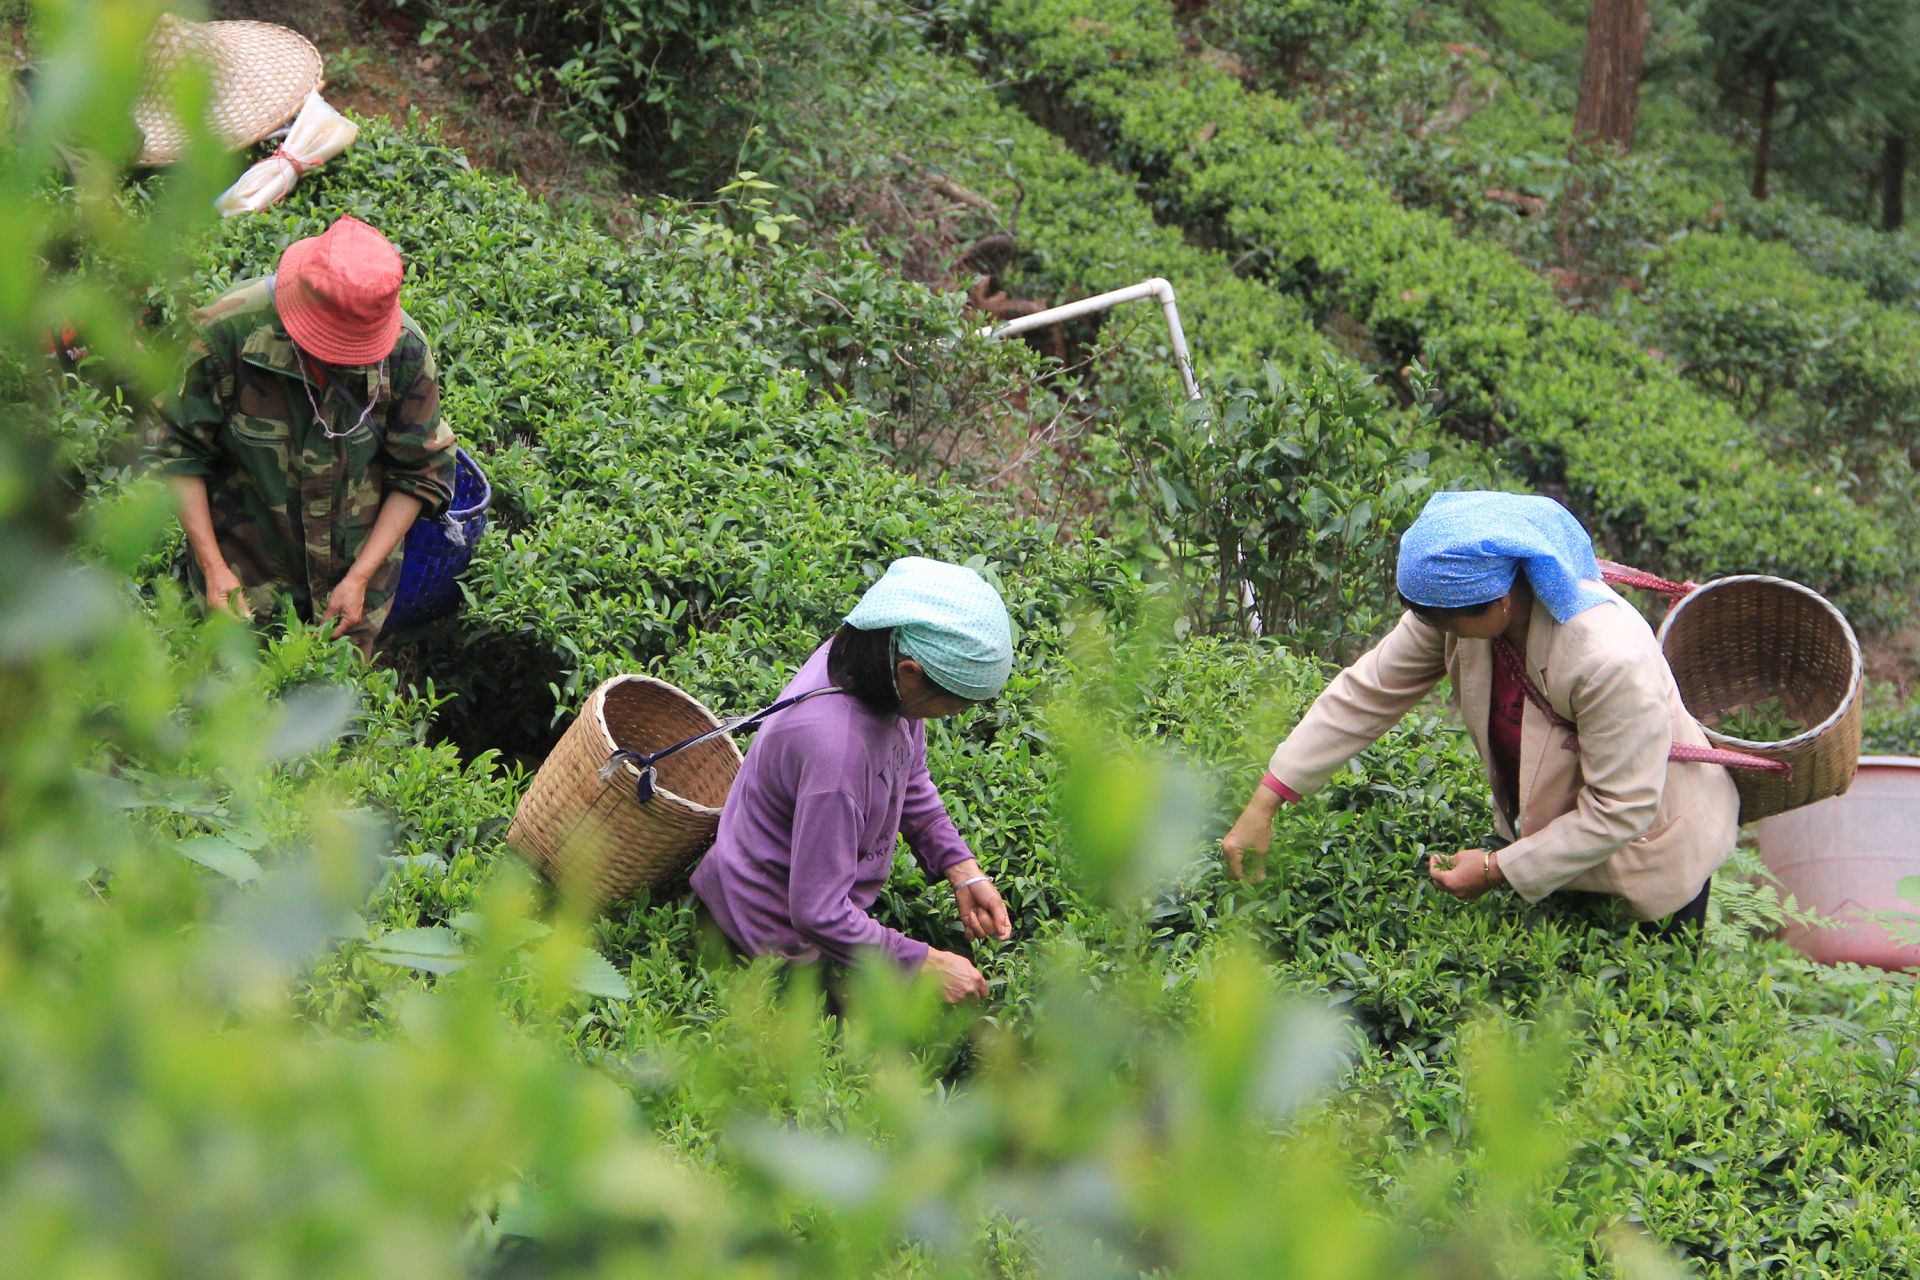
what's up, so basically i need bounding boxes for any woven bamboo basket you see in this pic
[135,15,324,166]
[1657,575,1862,824]
[507,676,742,905]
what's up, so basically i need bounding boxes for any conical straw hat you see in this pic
[134,13,322,167]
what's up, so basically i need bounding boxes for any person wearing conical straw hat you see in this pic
[1220,492,1740,936]
[150,215,457,654]
[692,558,1016,1005]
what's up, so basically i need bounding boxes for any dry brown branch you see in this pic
[1412,78,1499,140]
[927,175,999,215]
[1483,188,1548,216]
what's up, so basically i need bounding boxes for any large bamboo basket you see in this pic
[1658,575,1862,824]
[507,676,742,905]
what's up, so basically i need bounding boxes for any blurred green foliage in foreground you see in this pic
[7,5,1920,1278]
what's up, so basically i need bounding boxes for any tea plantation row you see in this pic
[38,110,1916,1274]
[967,0,1905,612]
[1189,0,1920,547]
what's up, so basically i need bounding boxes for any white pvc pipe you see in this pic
[979,275,1251,626]
[978,276,1201,401]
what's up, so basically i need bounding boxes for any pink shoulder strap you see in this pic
[1490,613,1789,777]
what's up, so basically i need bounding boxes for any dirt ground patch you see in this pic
[1863,618,1920,693]
[205,0,646,227]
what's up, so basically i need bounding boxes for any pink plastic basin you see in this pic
[1753,757,1920,970]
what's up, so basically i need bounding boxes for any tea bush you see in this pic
[1186,0,1393,87]
[691,9,1353,415]
[1101,357,1436,651]
[647,4,1520,615]
[968,0,1906,611]
[1864,681,1920,755]
[1633,232,1920,465]
[17,4,1920,1275]
[1730,194,1920,307]
[412,0,1507,607]
[394,0,805,170]
[1245,0,1920,530]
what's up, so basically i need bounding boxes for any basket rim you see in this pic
[587,674,742,816]
[1656,573,1862,753]
[449,446,491,521]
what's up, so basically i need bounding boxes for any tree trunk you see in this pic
[1884,132,1909,231]
[1752,69,1777,201]
[1570,0,1650,152]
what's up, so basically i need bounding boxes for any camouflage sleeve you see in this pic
[379,343,456,519]
[148,329,233,477]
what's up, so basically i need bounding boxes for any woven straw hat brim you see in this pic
[135,15,322,167]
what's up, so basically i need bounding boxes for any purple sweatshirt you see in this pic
[690,643,974,970]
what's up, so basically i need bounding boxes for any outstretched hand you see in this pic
[1221,791,1281,882]
[321,571,368,641]
[204,563,251,620]
[1428,849,1500,900]
[956,876,1012,941]
[922,947,990,1003]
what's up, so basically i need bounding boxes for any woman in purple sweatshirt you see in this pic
[691,558,1015,1003]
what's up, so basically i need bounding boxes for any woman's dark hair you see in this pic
[1397,591,1501,623]
[827,624,964,712]
[828,624,902,712]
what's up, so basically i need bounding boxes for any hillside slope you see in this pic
[15,5,1920,1275]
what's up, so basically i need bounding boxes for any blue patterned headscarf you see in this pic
[1395,492,1609,623]
[844,557,1013,702]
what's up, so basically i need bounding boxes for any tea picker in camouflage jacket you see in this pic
[151,215,455,654]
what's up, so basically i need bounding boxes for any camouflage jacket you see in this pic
[150,276,457,644]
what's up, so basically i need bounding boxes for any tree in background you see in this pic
[1693,0,1908,202]
[1571,0,1650,153]
[1862,4,1920,230]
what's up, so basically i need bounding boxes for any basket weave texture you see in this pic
[507,676,742,905]
[1658,575,1862,824]
[382,448,489,634]
[135,15,323,166]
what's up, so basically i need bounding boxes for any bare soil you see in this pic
[210,0,649,229]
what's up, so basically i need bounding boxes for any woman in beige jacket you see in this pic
[1221,492,1739,933]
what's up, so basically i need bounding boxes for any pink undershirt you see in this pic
[1488,643,1526,817]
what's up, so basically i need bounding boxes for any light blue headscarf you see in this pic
[844,557,1013,702]
[1395,492,1609,623]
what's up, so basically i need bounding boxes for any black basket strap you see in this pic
[598,685,847,804]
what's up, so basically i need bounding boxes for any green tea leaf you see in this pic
[367,927,469,975]
[569,947,632,1000]
[175,836,262,883]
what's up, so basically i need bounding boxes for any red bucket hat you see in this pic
[274,216,405,367]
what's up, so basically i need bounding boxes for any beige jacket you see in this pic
[1268,588,1739,918]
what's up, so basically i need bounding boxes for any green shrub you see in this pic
[1634,231,1920,457]
[20,9,1920,1275]
[734,13,1345,400]
[1165,0,1920,602]
[1102,357,1434,652]
[646,3,1488,652]
[1863,680,1920,755]
[397,0,801,168]
[1730,195,1920,306]
[971,0,1906,609]
[1190,0,1394,86]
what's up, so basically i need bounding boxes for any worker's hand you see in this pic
[1429,849,1500,901]
[922,947,990,1003]
[204,562,250,620]
[1221,793,1279,882]
[955,875,1011,942]
[321,570,369,642]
